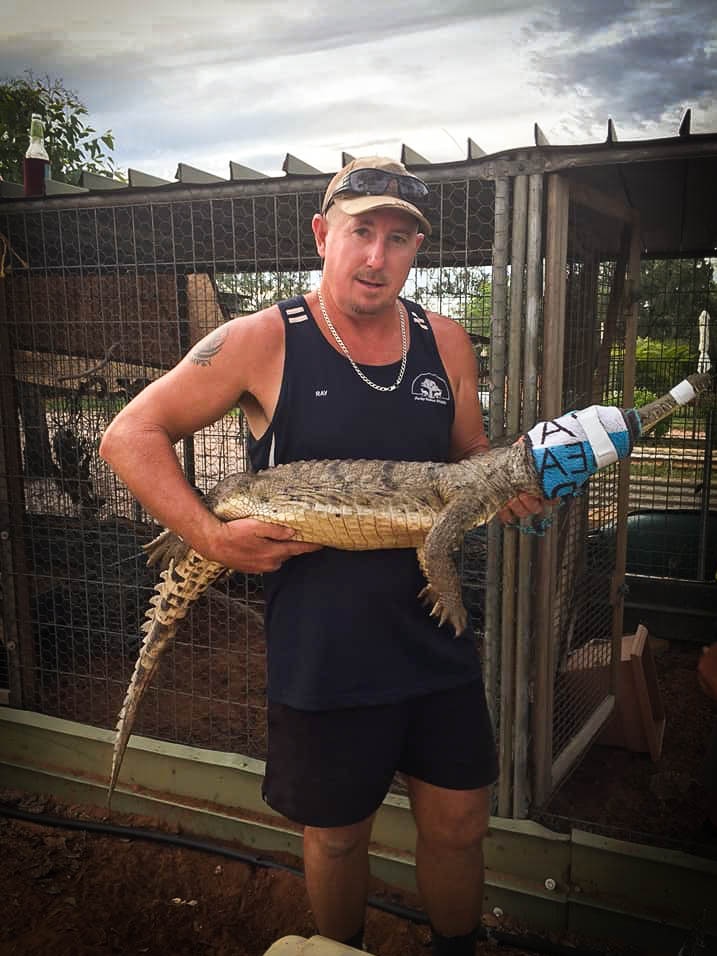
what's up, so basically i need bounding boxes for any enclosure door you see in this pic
[531,174,640,808]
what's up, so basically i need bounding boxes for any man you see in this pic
[100,156,542,954]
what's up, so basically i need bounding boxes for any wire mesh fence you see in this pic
[0,177,498,769]
[548,200,715,778]
[1,172,713,817]
[549,209,622,767]
[624,258,716,581]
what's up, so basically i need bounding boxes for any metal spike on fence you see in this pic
[534,123,551,147]
[282,154,322,175]
[80,171,127,190]
[401,144,430,166]
[229,161,267,180]
[128,169,171,187]
[175,164,225,184]
[467,138,486,159]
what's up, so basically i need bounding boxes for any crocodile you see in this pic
[106,373,711,807]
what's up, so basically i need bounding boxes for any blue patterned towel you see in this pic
[526,405,642,498]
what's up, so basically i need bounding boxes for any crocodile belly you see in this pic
[259,499,435,550]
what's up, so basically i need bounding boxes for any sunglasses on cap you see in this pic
[323,168,430,214]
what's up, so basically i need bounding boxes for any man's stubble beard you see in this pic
[349,290,398,317]
[351,302,383,316]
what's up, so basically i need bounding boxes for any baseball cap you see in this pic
[321,156,432,235]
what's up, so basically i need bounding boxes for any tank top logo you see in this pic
[411,373,450,405]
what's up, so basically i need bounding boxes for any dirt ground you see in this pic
[2,640,715,955]
[0,794,608,956]
[540,639,717,855]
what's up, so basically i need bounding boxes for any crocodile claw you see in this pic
[417,586,465,636]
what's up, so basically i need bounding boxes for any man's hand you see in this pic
[202,518,322,573]
[495,434,556,527]
[698,643,717,701]
[498,492,551,527]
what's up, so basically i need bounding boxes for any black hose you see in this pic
[0,802,614,956]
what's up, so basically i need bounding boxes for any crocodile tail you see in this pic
[634,371,712,434]
[107,549,225,809]
[142,528,189,569]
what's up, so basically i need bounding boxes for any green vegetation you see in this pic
[632,387,671,439]
[410,266,493,339]
[215,270,314,314]
[0,72,121,185]
[638,258,714,340]
[634,337,694,394]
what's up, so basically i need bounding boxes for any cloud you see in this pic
[2,0,520,89]
[3,0,715,180]
[2,0,541,176]
[528,0,717,135]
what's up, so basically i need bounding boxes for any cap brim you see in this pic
[334,194,432,236]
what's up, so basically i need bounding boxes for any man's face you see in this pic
[312,206,424,317]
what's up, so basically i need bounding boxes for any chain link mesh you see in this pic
[2,176,712,817]
[0,179,497,766]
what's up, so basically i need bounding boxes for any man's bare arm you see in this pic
[99,310,320,571]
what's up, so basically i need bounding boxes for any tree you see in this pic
[0,72,121,185]
[638,258,715,341]
[215,270,315,315]
[411,266,494,338]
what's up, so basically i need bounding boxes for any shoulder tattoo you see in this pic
[190,325,229,367]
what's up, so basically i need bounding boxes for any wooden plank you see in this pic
[12,349,165,391]
[522,175,543,425]
[186,272,226,344]
[522,174,543,809]
[541,173,570,418]
[611,218,641,690]
[569,181,634,223]
[599,627,665,761]
[592,222,631,403]
[551,696,616,791]
[6,272,182,368]
[629,627,666,761]
[533,172,569,808]
[486,179,510,794]
[500,174,529,817]
[0,284,36,707]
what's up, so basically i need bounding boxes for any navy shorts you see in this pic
[262,678,498,828]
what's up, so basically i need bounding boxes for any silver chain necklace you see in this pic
[316,287,408,393]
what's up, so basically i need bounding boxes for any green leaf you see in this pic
[0,72,119,184]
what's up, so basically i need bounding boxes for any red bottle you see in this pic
[23,113,50,196]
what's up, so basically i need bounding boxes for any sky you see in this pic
[3,0,716,182]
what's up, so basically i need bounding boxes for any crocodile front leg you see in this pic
[417,492,484,635]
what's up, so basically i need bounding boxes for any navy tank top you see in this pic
[248,295,482,709]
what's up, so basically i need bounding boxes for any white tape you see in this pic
[573,405,619,468]
[669,379,696,405]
